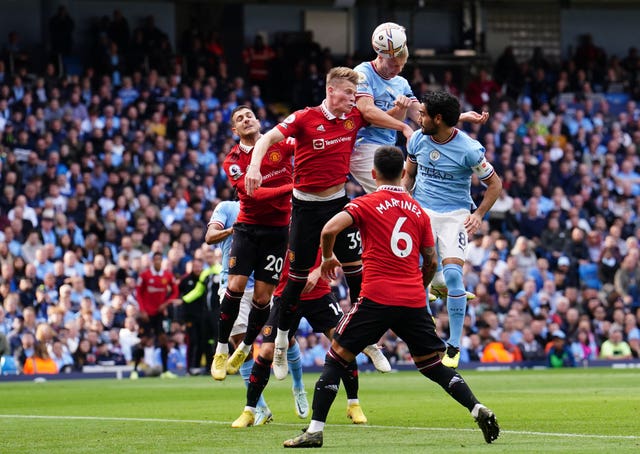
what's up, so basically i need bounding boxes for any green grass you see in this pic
[1,368,639,453]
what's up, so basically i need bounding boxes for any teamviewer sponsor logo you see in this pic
[313,139,325,150]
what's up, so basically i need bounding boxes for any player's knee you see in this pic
[443,263,465,294]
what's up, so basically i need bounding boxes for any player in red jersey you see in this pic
[231,250,372,428]
[283,146,500,448]
[136,251,178,337]
[211,106,295,381]
[244,67,412,379]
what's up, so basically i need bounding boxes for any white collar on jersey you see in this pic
[238,135,261,153]
[320,100,347,120]
[376,185,405,192]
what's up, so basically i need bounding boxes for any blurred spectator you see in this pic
[49,338,73,372]
[613,253,640,308]
[600,325,633,360]
[517,327,545,361]
[22,341,58,374]
[242,34,275,95]
[465,68,500,110]
[547,330,575,367]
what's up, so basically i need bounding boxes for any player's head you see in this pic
[375,50,409,79]
[372,146,405,183]
[326,67,359,116]
[230,105,260,138]
[418,91,461,134]
[152,251,163,269]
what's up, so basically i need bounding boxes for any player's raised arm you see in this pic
[357,99,413,140]
[244,127,286,196]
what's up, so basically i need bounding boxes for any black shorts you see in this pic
[333,297,446,357]
[288,195,361,271]
[228,223,289,285]
[261,294,343,342]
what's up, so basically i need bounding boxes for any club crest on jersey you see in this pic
[313,139,325,150]
[229,257,236,268]
[262,325,272,336]
[316,124,325,132]
[268,150,282,163]
[288,250,295,262]
[344,119,355,130]
[429,150,441,161]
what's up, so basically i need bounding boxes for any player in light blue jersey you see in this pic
[403,91,502,368]
[351,33,488,194]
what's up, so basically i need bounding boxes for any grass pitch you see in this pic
[1,368,639,453]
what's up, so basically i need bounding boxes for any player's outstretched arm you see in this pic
[357,97,413,140]
[459,110,489,124]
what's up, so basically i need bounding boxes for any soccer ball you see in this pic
[371,22,407,58]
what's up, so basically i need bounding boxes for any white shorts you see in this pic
[350,142,379,194]
[218,286,254,337]
[424,208,470,262]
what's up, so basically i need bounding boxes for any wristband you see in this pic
[321,255,334,263]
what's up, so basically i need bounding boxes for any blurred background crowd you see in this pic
[1,6,639,377]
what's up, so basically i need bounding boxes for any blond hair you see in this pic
[326,67,360,87]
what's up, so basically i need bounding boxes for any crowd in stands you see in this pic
[0,9,639,376]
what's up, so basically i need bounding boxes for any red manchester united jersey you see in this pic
[275,102,366,193]
[344,186,434,308]
[274,249,330,301]
[137,267,178,316]
[223,138,295,226]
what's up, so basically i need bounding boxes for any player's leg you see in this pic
[232,300,287,428]
[212,274,249,380]
[230,224,287,374]
[429,210,470,368]
[320,328,365,424]
[442,260,466,368]
[227,281,275,375]
[284,298,387,447]
[274,199,325,379]
[232,338,274,428]
[287,338,308,418]
[396,306,499,444]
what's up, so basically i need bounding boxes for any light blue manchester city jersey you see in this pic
[354,61,416,145]
[407,128,493,212]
